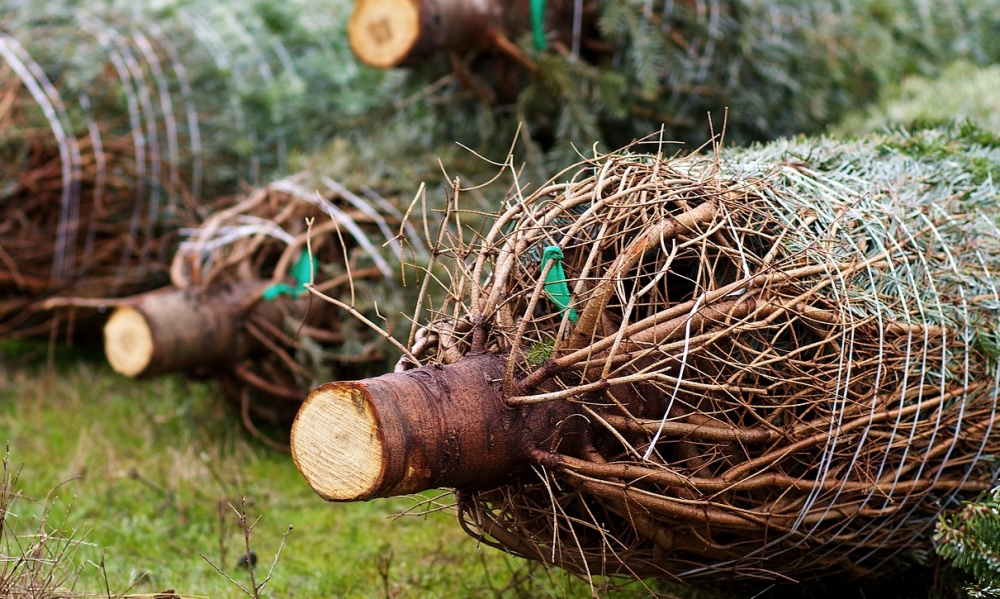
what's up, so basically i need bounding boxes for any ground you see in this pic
[0,342,631,598]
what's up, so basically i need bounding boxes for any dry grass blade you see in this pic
[0,449,93,598]
[199,497,292,599]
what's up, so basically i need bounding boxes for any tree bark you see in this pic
[291,352,585,501]
[103,280,281,378]
[348,0,579,68]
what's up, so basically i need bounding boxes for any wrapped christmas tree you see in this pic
[99,172,425,441]
[346,0,1000,160]
[291,124,1000,582]
[0,0,409,339]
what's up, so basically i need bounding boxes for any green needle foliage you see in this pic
[0,0,414,193]
[593,0,1000,145]
[836,60,1000,136]
[936,488,1000,598]
[402,0,1000,169]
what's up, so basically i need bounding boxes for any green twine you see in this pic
[531,0,547,50]
[262,250,314,300]
[541,245,577,322]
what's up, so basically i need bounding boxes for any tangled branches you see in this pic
[177,176,418,430]
[397,126,1000,581]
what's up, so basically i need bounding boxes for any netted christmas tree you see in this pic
[96,169,431,443]
[291,123,1000,583]
[0,0,418,339]
[346,0,1000,166]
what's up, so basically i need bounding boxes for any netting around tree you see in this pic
[367,0,1000,168]
[167,174,421,436]
[561,0,1000,148]
[394,125,1000,581]
[0,0,404,338]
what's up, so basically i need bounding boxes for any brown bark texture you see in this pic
[103,280,278,378]
[292,353,584,500]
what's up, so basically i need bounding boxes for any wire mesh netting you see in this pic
[169,173,423,437]
[0,0,401,338]
[397,124,1000,581]
[461,0,1000,164]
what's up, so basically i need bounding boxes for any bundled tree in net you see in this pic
[0,0,412,339]
[100,172,425,441]
[291,123,1000,583]
[346,0,1000,160]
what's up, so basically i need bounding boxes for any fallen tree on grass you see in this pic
[100,174,422,436]
[291,124,1000,582]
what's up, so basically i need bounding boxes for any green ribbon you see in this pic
[531,0,547,50]
[541,245,577,322]
[262,251,314,300]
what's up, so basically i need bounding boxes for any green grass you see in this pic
[0,344,653,598]
[0,345,971,598]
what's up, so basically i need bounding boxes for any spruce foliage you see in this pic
[936,488,1000,598]
[0,0,413,192]
[594,0,1000,143]
[837,61,1000,136]
[407,0,1000,164]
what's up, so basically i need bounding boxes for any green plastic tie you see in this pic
[531,0,547,50]
[262,251,314,301]
[541,245,577,322]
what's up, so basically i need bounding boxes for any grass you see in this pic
[0,343,972,598]
[0,342,661,598]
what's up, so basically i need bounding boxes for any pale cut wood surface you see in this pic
[349,0,420,68]
[104,307,155,377]
[291,384,385,501]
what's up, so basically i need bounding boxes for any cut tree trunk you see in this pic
[291,352,585,500]
[348,0,579,68]
[103,280,281,378]
[288,129,1000,582]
